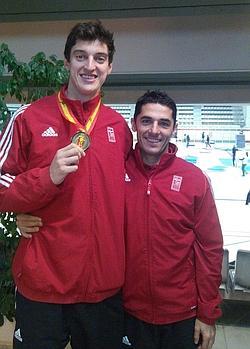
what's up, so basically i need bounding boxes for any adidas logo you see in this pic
[14,328,23,342]
[42,127,58,137]
[125,173,131,182]
[122,336,132,346]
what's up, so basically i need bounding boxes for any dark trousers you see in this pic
[242,164,247,176]
[246,191,250,205]
[13,291,123,349]
[122,312,198,349]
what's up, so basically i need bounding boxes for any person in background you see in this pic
[238,150,248,176]
[0,21,132,349]
[232,145,237,167]
[201,131,205,143]
[241,151,248,176]
[122,90,223,349]
[206,134,211,148]
[246,190,250,205]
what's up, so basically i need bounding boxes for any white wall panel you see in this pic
[0,15,250,72]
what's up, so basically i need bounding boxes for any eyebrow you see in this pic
[73,49,108,56]
[141,116,170,121]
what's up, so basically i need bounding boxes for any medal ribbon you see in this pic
[57,90,101,134]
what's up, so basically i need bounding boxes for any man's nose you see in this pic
[84,57,95,70]
[150,122,160,134]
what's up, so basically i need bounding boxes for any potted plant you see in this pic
[0,43,68,326]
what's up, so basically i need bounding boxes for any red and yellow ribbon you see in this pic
[57,90,101,134]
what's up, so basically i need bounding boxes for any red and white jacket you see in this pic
[123,143,223,325]
[0,86,132,304]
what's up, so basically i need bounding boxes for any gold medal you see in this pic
[71,131,90,151]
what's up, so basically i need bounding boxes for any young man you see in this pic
[0,21,132,349]
[122,90,223,349]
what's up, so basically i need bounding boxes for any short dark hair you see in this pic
[134,90,177,126]
[64,21,115,64]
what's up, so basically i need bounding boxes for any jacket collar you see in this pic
[133,142,178,175]
[60,85,101,113]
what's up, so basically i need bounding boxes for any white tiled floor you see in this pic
[215,325,250,349]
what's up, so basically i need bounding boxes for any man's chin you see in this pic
[143,148,161,156]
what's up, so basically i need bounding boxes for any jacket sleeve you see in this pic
[193,175,223,325]
[0,108,60,213]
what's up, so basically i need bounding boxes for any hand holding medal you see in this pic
[49,143,85,185]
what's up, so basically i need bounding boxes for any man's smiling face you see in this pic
[65,39,112,102]
[132,103,176,165]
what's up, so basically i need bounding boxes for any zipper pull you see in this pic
[147,179,152,195]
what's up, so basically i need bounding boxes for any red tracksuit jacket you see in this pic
[123,143,223,325]
[0,86,132,303]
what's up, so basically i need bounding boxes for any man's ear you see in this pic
[131,118,137,132]
[64,59,70,70]
[107,62,113,76]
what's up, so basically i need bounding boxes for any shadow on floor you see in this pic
[218,300,250,327]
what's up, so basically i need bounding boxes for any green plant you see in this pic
[0,43,68,325]
[0,43,68,126]
[0,213,19,326]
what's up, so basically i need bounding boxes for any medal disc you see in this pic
[71,131,90,151]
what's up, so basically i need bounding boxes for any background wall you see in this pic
[1,4,250,103]
[1,14,249,72]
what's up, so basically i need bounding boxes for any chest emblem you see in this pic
[107,127,116,143]
[125,173,131,182]
[171,175,183,192]
[41,127,58,137]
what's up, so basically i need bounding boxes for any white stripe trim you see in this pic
[0,126,14,172]
[4,173,15,179]
[0,104,27,148]
[0,115,15,155]
[0,178,10,188]
[0,104,30,172]
[1,174,15,183]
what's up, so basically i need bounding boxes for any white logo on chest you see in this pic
[107,127,116,143]
[171,175,183,192]
[41,127,58,137]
